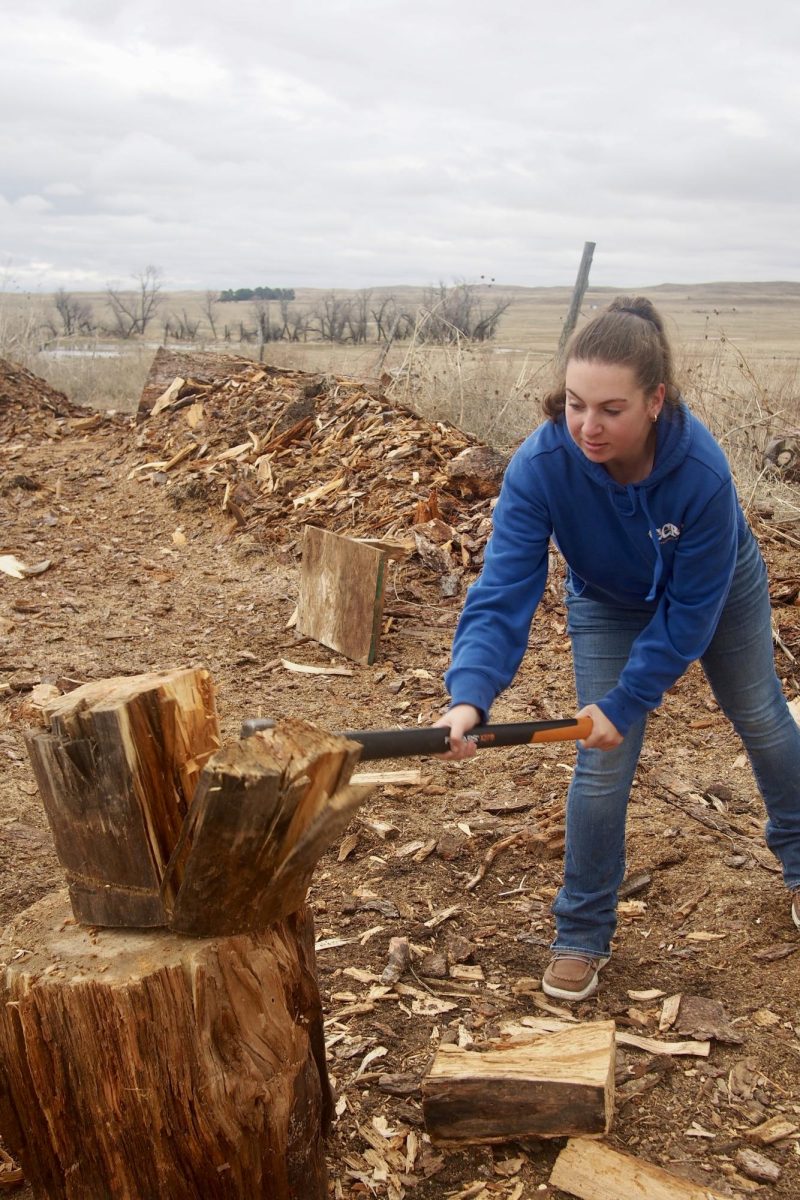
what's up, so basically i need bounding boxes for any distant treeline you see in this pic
[218,287,296,302]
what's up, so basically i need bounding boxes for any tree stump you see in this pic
[0,891,332,1200]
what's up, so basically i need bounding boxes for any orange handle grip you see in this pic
[529,715,593,743]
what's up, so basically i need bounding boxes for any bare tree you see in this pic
[310,292,353,343]
[203,291,219,341]
[371,296,414,343]
[417,282,510,344]
[52,290,95,337]
[106,265,163,338]
[277,297,309,341]
[345,289,372,344]
[164,310,201,341]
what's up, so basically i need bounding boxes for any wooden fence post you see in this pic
[557,240,596,365]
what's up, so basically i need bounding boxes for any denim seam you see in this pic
[549,942,611,959]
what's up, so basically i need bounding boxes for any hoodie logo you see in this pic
[653,523,681,543]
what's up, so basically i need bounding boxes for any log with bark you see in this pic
[421,1021,615,1145]
[0,891,332,1200]
[24,668,220,927]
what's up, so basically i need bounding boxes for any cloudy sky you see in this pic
[3,0,800,293]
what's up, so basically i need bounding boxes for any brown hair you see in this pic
[543,295,680,421]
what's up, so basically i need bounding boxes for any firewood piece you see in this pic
[735,1148,782,1184]
[421,1021,615,1145]
[352,769,422,787]
[297,525,388,665]
[0,891,331,1200]
[24,668,220,928]
[549,1138,729,1199]
[164,720,371,936]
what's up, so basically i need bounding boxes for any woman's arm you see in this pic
[443,449,554,719]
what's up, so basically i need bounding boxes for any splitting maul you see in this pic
[240,715,593,759]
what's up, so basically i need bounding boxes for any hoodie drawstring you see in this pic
[637,488,664,601]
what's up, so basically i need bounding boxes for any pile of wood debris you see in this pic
[0,358,96,442]
[132,349,511,595]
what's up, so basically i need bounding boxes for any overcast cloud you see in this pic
[3,0,800,291]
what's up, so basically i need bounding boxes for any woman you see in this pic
[437,296,800,1001]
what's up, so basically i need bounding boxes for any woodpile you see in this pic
[0,357,95,442]
[132,350,507,594]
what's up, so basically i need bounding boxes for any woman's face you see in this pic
[564,359,665,482]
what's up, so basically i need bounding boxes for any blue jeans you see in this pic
[552,530,800,958]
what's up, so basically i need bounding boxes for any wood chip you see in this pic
[659,993,682,1032]
[746,1116,799,1145]
[424,905,461,929]
[280,658,354,676]
[616,1031,711,1058]
[448,964,484,982]
[735,1148,782,1184]
[337,832,359,862]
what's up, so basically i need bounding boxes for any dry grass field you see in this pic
[1,281,799,486]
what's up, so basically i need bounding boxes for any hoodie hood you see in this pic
[560,401,693,601]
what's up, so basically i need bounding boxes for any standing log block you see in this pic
[421,1022,615,1145]
[163,719,372,936]
[296,525,388,665]
[24,668,220,927]
[0,891,331,1200]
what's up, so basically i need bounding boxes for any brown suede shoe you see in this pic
[542,953,609,1002]
[792,890,800,931]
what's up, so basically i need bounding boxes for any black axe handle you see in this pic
[240,716,592,760]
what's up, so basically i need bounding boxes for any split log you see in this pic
[164,719,372,936]
[0,890,331,1200]
[24,668,220,927]
[549,1138,729,1200]
[421,1021,615,1145]
[296,525,388,665]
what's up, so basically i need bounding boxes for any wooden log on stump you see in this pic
[0,891,331,1200]
[24,668,220,927]
[164,718,372,936]
[421,1021,615,1145]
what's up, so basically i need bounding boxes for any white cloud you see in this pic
[2,0,799,290]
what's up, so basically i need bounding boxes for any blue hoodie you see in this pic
[445,401,750,736]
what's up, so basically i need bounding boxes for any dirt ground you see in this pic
[2,357,800,1199]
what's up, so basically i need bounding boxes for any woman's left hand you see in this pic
[577,704,623,750]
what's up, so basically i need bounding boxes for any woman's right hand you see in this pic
[433,704,482,760]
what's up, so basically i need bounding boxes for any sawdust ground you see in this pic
[2,411,800,1199]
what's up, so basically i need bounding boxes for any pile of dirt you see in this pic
[131,351,510,596]
[0,358,93,439]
